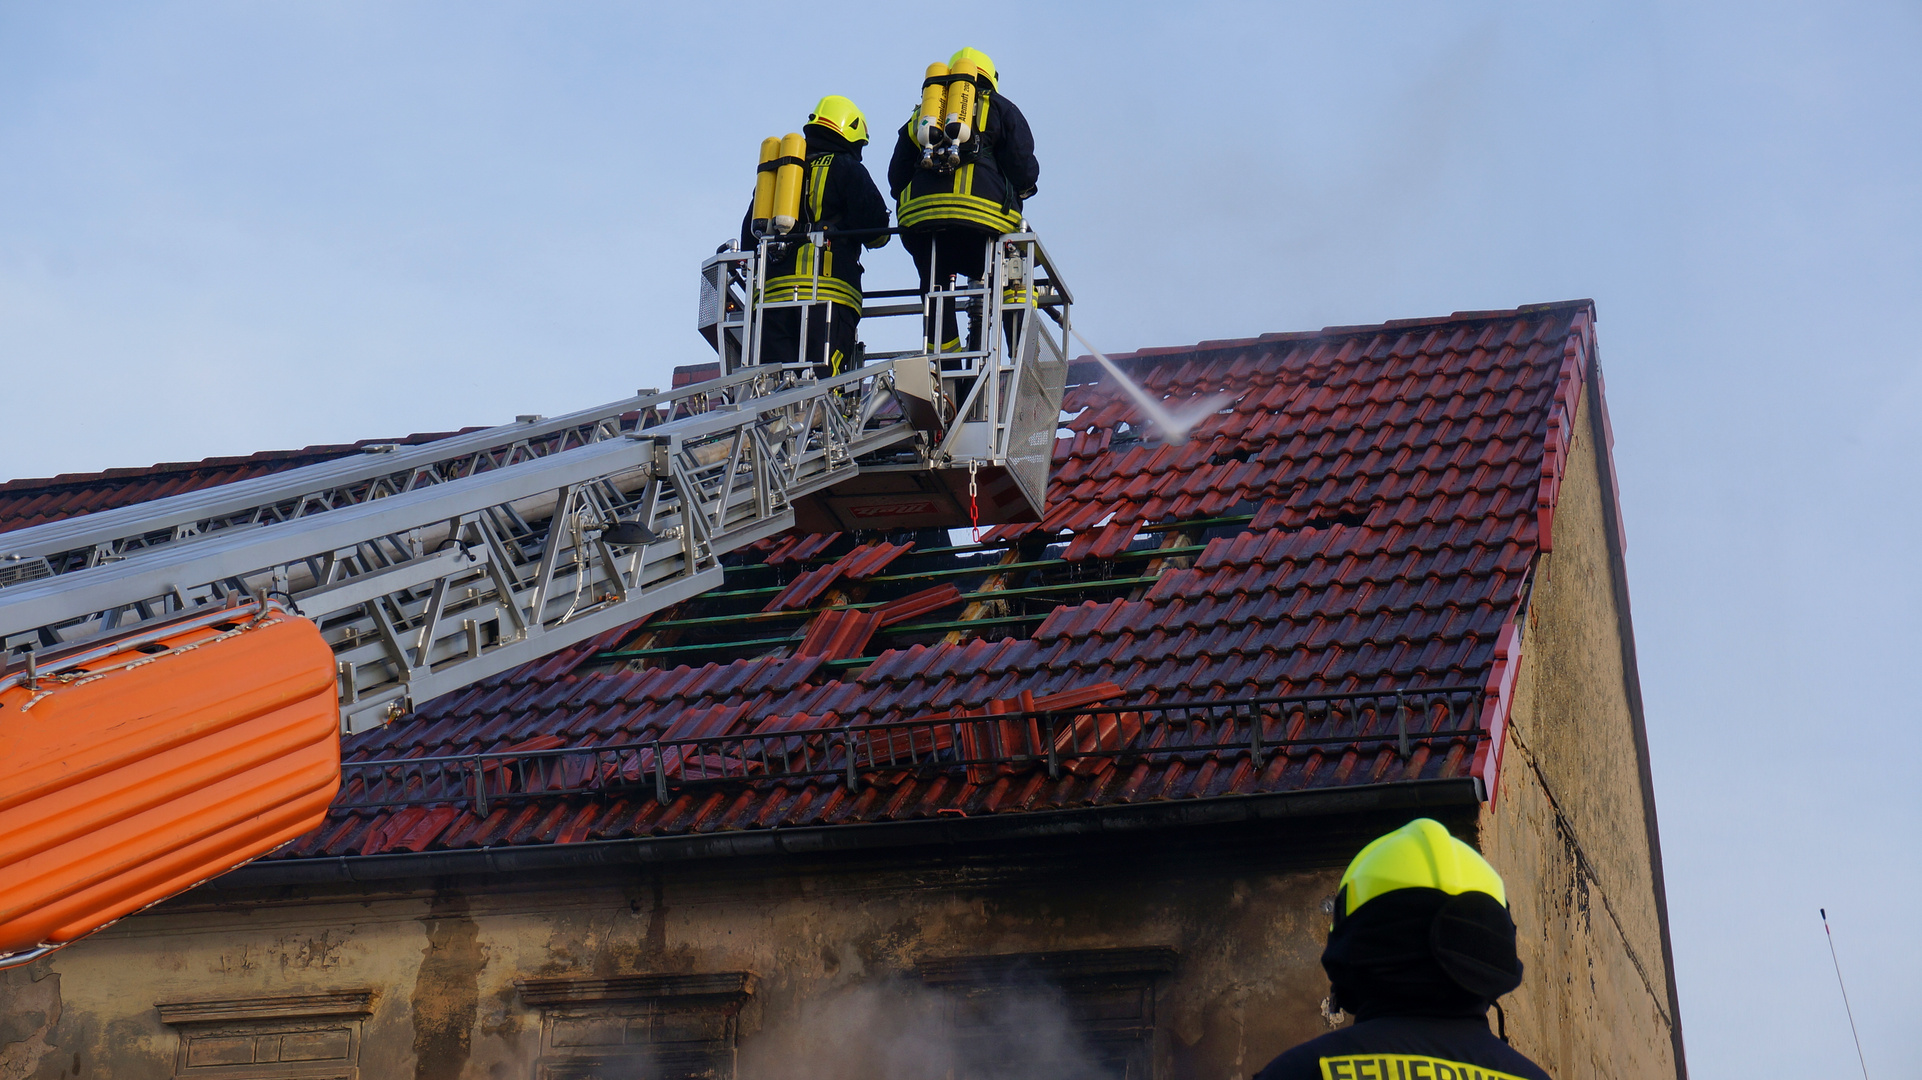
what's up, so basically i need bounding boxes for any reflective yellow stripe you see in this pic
[760,274,863,313]
[807,156,830,222]
[761,278,862,308]
[792,241,835,283]
[1318,1054,1530,1080]
[758,227,862,312]
[898,193,1021,232]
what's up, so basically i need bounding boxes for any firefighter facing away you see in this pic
[1255,819,1553,1080]
[888,47,1039,353]
[742,95,890,377]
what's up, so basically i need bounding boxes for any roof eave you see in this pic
[211,777,1483,890]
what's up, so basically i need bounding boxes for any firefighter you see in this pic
[888,47,1039,353]
[1254,819,1554,1080]
[743,96,890,377]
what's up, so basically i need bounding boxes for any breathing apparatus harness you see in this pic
[915,64,998,175]
[902,59,1022,231]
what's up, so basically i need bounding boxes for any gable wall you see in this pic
[1480,380,1683,1078]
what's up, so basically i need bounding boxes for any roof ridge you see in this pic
[0,428,482,492]
[1075,300,1596,368]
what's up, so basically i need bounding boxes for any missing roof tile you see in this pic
[1301,510,1370,530]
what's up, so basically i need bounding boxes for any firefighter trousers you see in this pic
[760,301,860,378]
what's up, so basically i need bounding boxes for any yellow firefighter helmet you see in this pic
[1336,817,1507,919]
[948,47,997,90]
[807,95,870,145]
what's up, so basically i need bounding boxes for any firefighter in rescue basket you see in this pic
[742,95,891,377]
[888,47,1040,354]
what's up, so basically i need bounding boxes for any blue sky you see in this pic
[3,3,1918,1076]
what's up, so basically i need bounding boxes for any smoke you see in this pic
[737,979,1116,1080]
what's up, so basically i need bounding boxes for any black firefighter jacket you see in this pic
[887,90,1039,234]
[1254,1015,1553,1080]
[740,128,890,312]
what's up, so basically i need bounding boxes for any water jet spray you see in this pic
[1070,327,1226,442]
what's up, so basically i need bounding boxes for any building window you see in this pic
[155,990,373,1080]
[916,947,1177,1080]
[515,972,756,1080]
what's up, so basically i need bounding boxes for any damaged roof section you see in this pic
[288,299,1602,859]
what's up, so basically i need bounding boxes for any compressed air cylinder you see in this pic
[943,59,978,147]
[917,63,949,149]
[750,136,780,237]
[770,132,807,234]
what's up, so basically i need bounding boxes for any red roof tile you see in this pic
[761,541,916,611]
[762,564,845,612]
[7,301,1610,861]
[873,584,963,627]
[794,609,883,661]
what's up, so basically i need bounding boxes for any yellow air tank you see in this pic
[917,62,949,149]
[943,58,978,148]
[750,135,781,237]
[770,132,807,234]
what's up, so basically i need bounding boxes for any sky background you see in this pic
[3,2,1918,1075]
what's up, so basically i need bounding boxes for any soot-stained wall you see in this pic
[7,820,1434,1080]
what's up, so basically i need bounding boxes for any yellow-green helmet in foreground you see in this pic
[1336,817,1507,920]
[1322,818,1524,1011]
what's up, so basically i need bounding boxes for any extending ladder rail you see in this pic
[3,226,1077,732]
[1,363,806,582]
[0,362,915,731]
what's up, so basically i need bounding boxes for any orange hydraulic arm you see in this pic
[0,601,339,968]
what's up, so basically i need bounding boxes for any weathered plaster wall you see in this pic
[1481,381,1682,1078]
[8,896,441,1080]
[1,964,64,1080]
[9,829,1385,1080]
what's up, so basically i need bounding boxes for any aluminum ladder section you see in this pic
[699,228,1073,530]
[0,363,916,732]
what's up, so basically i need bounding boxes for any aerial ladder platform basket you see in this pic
[0,225,1073,967]
[700,226,1072,533]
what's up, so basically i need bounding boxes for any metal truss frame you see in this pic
[1,364,915,731]
[701,228,1073,523]
[3,227,1076,733]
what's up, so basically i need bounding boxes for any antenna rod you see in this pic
[1821,908,1870,1080]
